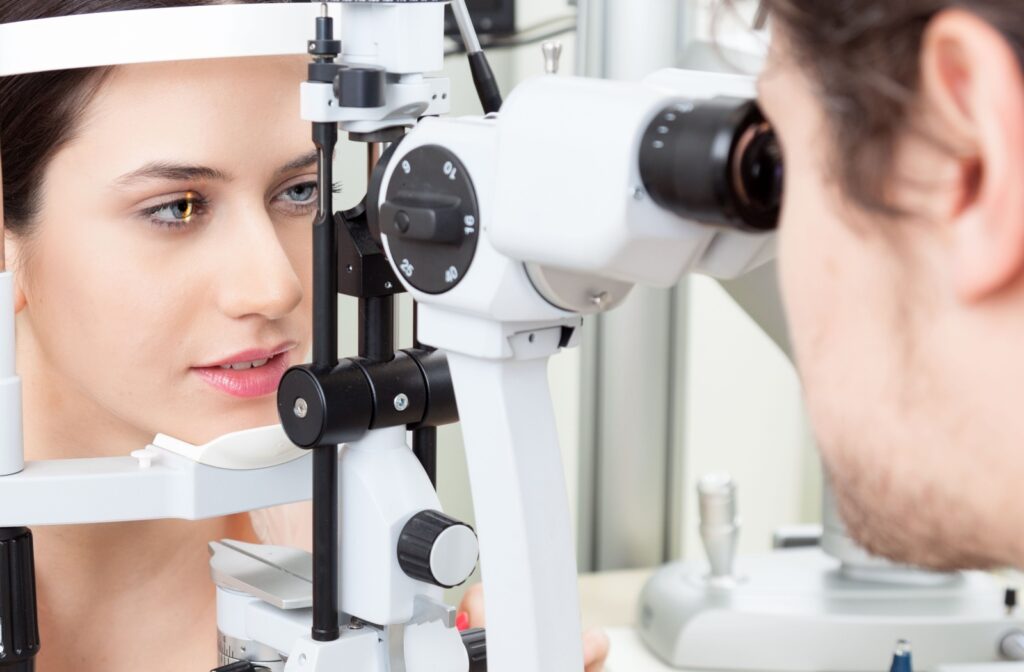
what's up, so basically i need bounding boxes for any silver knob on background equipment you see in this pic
[542,41,563,75]
[698,473,740,581]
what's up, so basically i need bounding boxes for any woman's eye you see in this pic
[279,182,318,206]
[142,192,206,229]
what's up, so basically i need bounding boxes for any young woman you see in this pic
[1,2,610,669]
[754,1,1024,571]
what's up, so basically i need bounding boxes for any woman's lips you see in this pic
[192,351,292,399]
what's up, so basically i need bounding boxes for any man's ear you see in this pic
[920,10,1024,302]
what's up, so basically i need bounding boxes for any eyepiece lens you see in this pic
[639,98,782,233]
[734,122,783,217]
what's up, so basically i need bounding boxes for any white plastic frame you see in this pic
[0,3,323,77]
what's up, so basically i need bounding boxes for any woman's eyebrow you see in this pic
[114,162,231,187]
[275,150,319,177]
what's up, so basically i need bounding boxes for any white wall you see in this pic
[679,277,820,560]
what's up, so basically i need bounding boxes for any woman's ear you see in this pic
[4,236,29,314]
[920,10,1024,302]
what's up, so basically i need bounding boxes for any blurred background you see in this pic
[332,0,820,596]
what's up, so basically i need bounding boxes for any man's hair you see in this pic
[761,0,1024,213]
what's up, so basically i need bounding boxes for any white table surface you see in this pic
[578,570,677,671]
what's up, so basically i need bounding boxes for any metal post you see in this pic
[311,120,341,642]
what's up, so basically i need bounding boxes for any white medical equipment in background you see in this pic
[637,473,1024,671]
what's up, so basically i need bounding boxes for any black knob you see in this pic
[397,511,478,589]
[380,193,466,245]
[462,628,487,672]
[334,65,386,109]
[211,663,258,672]
[0,528,40,669]
[277,360,374,448]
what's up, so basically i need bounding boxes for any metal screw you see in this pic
[632,187,645,201]
[394,394,410,412]
[384,281,394,290]
[294,398,309,419]
[592,291,609,307]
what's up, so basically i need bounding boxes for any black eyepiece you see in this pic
[639,98,782,233]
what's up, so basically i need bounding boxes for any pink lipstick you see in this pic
[192,344,296,399]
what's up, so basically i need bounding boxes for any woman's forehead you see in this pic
[61,56,312,185]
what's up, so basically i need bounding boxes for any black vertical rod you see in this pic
[360,143,395,365]
[413,427,438,488]
[0,527,40,670]
[411,302,438,487]
[358,296,395,363]
[311,120,340,642]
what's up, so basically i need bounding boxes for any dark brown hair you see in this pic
[761,0,1024,213]
[0,1,275,234]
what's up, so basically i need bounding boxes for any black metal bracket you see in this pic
[337,203,404,300]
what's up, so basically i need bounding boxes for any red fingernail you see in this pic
[456,611,470,631]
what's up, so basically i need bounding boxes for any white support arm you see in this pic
[447,345,585,672]
[0,271,22,477]
[0,438,311,526]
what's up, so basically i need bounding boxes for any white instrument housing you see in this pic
[491,68,775,290]
[374,65,784,672]
[300,2,451,133]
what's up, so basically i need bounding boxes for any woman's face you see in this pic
[14,56,315,447]
[758,34,1024,569]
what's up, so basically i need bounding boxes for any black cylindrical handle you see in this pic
[0,528,40,669]
[467,51,502,114]
[462,628,487,672]
[278,361,374,449]
[405,349,459,430]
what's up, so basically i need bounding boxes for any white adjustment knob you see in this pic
[398,510,479,588]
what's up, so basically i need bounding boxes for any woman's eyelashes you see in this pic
[271,180,319,215]
[270,180,343,216]
[141,191,209,230]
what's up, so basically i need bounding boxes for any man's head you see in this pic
[756,1,1024,570]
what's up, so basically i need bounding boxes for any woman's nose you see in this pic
[215,211,304,322]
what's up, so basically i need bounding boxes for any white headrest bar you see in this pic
[0,3,327,77]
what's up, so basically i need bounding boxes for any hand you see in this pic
[458,583,611,672]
